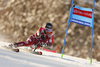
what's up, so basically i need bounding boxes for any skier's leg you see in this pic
[28,39,41,51]
[9,36,35,48]
[28,44,37,51]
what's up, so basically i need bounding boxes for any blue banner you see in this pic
[70,5,94,27]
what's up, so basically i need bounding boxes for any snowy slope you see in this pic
[0,41,100,67]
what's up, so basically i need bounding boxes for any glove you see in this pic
[40,42,47,47]
[40,42,51,47]
[40,35,46,40]
[46,44,51,47]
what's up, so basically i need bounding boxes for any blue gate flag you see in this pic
[70,5,94,27]
[61,0,95,64]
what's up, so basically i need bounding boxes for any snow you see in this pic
[0,41,100,67]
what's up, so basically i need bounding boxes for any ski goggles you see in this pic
[45,28,52,32]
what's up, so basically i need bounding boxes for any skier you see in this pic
[8,22,54,53]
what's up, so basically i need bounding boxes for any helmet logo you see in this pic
[47,26,51,28]
[45,23,53,29]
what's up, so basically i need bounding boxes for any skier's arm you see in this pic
[37,27,46,40]
[40,34,54,47]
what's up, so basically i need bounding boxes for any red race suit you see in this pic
[15,27,54,49]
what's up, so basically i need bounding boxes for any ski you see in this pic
[2,45,19,52]
[32,51,42,55]
[22,47,42,55]
[25,49,42,55]
[2,45,42,55]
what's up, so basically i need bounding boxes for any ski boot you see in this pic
[28,44,37,51]
[8,43,19,52]
[8,43,17,48]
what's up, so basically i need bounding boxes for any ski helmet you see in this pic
[45,23,53,29]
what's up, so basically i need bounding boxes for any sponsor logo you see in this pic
[25,41,29,44]
[73,8,92,18]
[29,39,32,42]
[71,18,90,27]
[19,44,23,46]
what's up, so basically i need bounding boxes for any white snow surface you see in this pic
[0,41,100,67]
